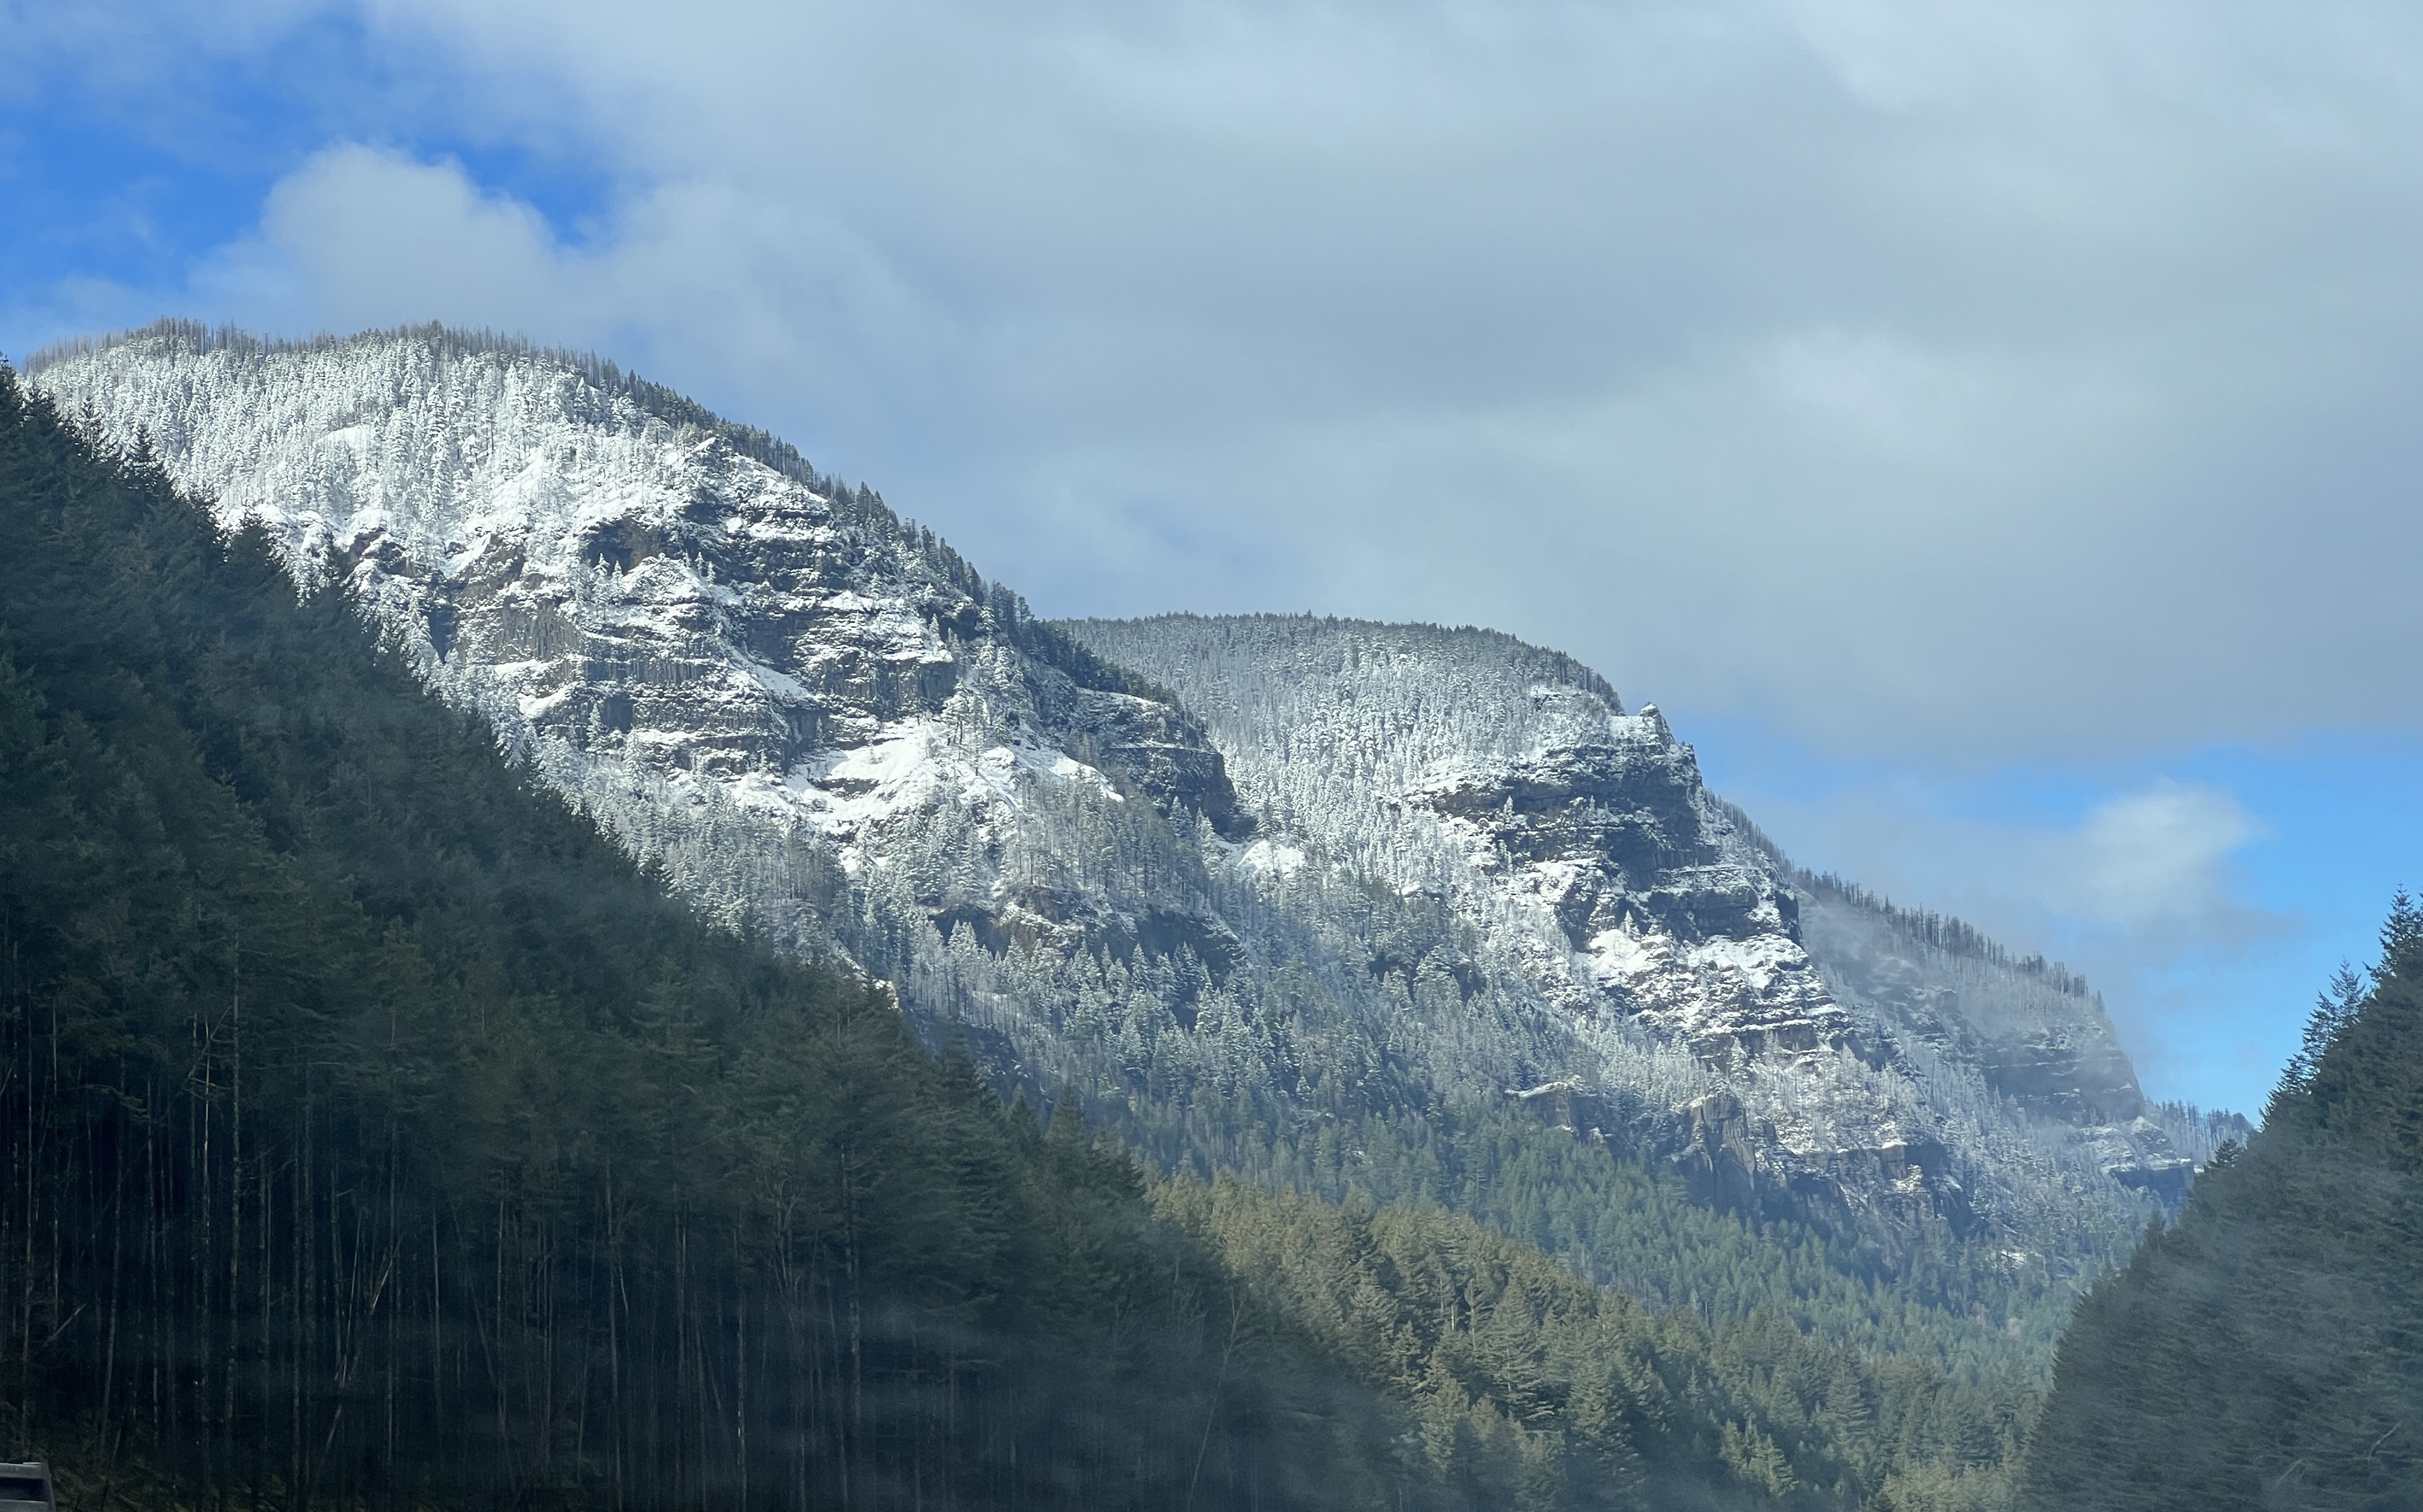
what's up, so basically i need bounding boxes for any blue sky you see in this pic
[1687,720,2423,1111]
[10,1,2423,1117]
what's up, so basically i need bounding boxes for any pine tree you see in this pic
[2022,894,2423,1511]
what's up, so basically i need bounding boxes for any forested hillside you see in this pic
[1158,1182,2039,1512]
[30,324,2155,1408]
[0,365,2051,1508]
[2020,900,2423,1510]
[1069,613,2199,1244]
[1068,615,2185,1330]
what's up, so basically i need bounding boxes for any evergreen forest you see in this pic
[11,349,2368,1511]
[2020,899,2423,1510]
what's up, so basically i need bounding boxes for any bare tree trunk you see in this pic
[225,951,243,1457]
[98,1137,126,1467]
[735,1223,749,1511]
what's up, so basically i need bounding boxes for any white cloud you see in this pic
[198,145,577,335]
[2063,783,2261,929]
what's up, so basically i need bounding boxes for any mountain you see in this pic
[30,320,1246,957]
[0,342,2078,1512]
[1068,615,2234,1222]
[2019,899,2423,1510]
[27,324,2229,1334]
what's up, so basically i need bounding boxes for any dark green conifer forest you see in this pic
[0,361,2051,1508]
[2020,899,2423,1511]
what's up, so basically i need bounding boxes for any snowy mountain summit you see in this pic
[30,322,2227,1249]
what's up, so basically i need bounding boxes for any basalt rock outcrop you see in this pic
[1068,613,2219,1232]
[28,323,1246,977]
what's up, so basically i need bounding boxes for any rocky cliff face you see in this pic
[1791,883,2223,1208]
[31,324,2218,1247]
[1066,613,2210,1229]
[27,324,1244,979]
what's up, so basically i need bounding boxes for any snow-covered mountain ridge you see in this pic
[28,323,2234,1253]
[1065,614,2237,1219]
[28,323,1249,971]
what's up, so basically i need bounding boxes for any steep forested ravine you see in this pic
[2020,899,2423,1511]
[0,365,2060,1508]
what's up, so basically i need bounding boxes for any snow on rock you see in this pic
[1065,612,2207,1231]
[29,323,1246,963]
[1237,838,1308,878]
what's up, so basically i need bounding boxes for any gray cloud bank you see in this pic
[16,0,2423,765]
